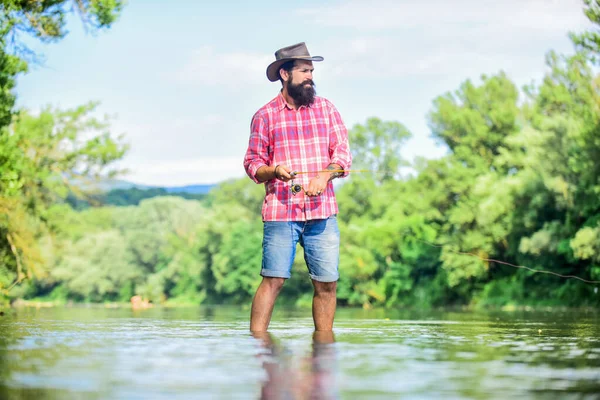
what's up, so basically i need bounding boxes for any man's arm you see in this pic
[255,164,294,183]
[327,102,352,178]
[323,163,343,181]
[244,114,274,183]
[255,165,277,183]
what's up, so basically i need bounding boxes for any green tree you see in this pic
[1,104,127,292]
[0,1,124,293]
[204,177,264,215]
[428,72,519,170]
[51,229,136,302]
[423,73,521,294]
[570,0,600,59]
[1,0,124,46]
[348,117,411,182]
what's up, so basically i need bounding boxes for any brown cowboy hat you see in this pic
[266,42,324,82]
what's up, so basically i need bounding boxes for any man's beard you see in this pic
[287,77,316,107]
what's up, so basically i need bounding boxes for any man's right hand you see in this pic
[274,164,294,182]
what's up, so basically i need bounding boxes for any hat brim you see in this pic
[266,56,324,82]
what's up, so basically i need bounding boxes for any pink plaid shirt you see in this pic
[244,93,352,221]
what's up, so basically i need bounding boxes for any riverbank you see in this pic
[2,298,598,315]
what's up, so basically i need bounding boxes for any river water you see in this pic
[0,306,598,399]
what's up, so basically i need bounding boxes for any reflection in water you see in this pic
[0,307,598,398]
[253,331,339,400]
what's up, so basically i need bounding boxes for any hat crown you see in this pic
[275,42,311,61]
[265,42,323,82]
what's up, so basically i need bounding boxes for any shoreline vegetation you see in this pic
[2,299,598,315]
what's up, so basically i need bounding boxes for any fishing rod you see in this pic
[288,169,376,195]
[291,169,374,175]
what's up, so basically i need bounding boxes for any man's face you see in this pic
[285,60,316,107]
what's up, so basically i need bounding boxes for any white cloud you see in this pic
[123,156,246,186]
[298,0,588,33]
[302,0,591,82]
[112,113,244,162]
[175,46,272,87]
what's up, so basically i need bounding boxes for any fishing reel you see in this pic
[289,171,303,196]
[291,182,303,195]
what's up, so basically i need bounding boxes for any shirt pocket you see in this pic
[271,126,299,160]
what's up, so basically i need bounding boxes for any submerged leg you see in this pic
[250,277,286,332]
[311,280,337,331]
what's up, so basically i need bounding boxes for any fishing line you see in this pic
[288,170,599,285]
[413,237,600,284]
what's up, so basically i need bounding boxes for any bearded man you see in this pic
[243,42,352,332]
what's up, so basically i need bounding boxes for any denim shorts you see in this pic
[261,215,340,282]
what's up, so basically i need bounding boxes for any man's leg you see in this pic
[252,221,299,332]
[250,277,285,332]
[311,280,337,331]
[302,216,340,331]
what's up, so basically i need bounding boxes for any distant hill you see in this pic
[98,180,217,194]
[91,179,153,191]
[163,184,215,195]
[66,181,219,209]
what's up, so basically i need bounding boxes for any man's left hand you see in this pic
[305,174,329,197]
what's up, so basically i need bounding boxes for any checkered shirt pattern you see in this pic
[244,93,352,221]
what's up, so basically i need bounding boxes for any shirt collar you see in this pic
[276,91,289,110]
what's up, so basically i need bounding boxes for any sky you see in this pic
[15,0,593,187]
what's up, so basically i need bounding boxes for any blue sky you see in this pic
[15,0,591,186]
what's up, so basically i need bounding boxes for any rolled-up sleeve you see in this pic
[328,103,352,177]
[243,113,270,183]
